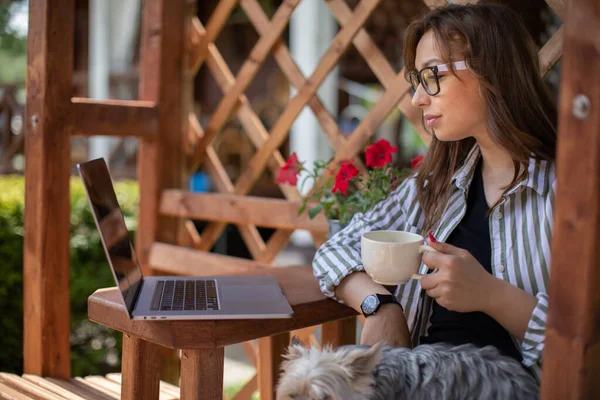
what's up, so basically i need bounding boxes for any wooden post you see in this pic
[23,0,74,379]
[137,0,189,385]
[136,0,188,273]
[258,333,290,400]
[540,0,600,398]
[121,335,161,400]
[322,317,356,348]
[180,348,225,400]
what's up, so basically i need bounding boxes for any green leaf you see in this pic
[308,204,324,219]
[297,203,307,216]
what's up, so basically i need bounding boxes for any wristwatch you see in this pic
[360,294,402,317]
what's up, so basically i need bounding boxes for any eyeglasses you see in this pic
[409,61,468,96]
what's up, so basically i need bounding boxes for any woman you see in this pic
[313,3,556,382]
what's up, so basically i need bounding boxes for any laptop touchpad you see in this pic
[220,284,284,302]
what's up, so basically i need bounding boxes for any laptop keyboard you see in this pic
[151,279,219,311]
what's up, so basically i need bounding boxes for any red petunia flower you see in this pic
[365,139,398,168]
[411,154,424,169]
[275,153,301,185]
[332,161,359,194]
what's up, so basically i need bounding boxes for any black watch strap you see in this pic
[361,293,403,317]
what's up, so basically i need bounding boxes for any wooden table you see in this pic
[88,265,357,400]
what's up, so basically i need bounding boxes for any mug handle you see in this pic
[411,245,439,281]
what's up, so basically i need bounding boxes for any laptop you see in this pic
[78,158,294,320]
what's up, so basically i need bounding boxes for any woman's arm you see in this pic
[312,178,417,300]
[420,240,549,367]
[482,277,538,341]
[335,271,412,347]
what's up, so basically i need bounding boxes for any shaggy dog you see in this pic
[276,338,538,400]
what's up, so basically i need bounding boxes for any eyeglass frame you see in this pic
[409,61,468,96]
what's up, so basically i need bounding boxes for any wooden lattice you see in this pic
[148,0,567,398]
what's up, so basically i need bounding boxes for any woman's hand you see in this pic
[419,241,496,313]
[360,303,412,348]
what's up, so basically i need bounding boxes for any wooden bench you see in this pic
[84,265,356,400]
[0,372,180,400]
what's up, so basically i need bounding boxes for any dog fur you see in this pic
[276,338,538,400]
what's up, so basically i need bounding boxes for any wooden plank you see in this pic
[71,98,158,138]
[326,0,396,87]
[179,348,224,400]
[540,0,600,398]
[223,0,382,196]
[137,0,188,276]
[84,375,179,400]
[121,335,161,400]
[545,0,566,20]
[149,242,274,276]
[43,378,116,400]
[256,229,295,263]
[257,333,289,400]
[160,190,328,232]
[70,379,118,400]
[21,376,87,400]
[241,341,258,368]
[202,34,303,199]
[231,375,257,400]
[322,317,357,348]
[190,0,302,171]
[422,0,448,8]
[0,373,66,400]
[238,1,367,175]
[539,26,564,77]
[187,116,266,258]
[105,374,180,399]
[79,377,121,397]
[0,382,34,400]
[23,0,73,379]
[189,0,238,74]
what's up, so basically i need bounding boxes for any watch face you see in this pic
[362,295,379,315]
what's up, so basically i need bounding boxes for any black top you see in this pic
[419,158,522,363]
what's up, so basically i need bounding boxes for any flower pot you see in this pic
[327,219,349,238]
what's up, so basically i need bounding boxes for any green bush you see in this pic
[0,175,138,376]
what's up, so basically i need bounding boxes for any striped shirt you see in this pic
[312,144,555,381]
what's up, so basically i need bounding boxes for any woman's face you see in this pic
[411,30,487,142]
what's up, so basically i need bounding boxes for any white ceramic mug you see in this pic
[360,230,437,285]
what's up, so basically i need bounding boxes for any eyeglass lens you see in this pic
[410,67,439,96]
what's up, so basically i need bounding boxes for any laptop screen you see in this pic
[78,158,143,318]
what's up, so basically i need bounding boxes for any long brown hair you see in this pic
[403,3,557,233]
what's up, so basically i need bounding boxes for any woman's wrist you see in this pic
[479,274,538,340]
[480,274,505,315]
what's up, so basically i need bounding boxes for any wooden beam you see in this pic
[321,317,357,348]
[136,0,188,276]
[159,190,328,232]
[539,26,564,78]
[540,0,600,398]
[121,335,161,400]
[180,348,224,400]
[148,242,275,276]
[190,0,302,171]
[188,0,238,74]
[217,0,382,196]
[257,334,290,400]
[71,98,158,138]
[23,0,73,379]
[545,0,567,21]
